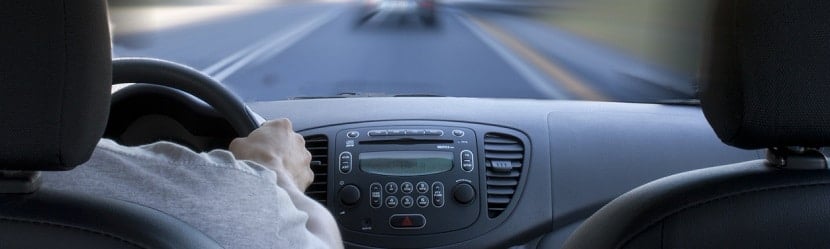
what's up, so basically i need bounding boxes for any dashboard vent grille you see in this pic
[483,133,524,218]
[304,135,329,205]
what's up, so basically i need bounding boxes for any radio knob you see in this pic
[452,183,476,205]
[339,185,361,206]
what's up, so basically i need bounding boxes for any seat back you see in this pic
[561,1,830,248]
[1,190,225,249]
[0,1,222,248]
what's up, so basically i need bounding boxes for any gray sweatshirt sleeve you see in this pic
[42,139,331,249]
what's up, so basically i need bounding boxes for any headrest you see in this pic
[700,0,830,150]
[0,1,112,171]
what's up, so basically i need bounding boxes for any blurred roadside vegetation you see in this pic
[107,0,283,46]
[536,0,710,75]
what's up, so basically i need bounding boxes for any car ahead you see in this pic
[358,0,436,26]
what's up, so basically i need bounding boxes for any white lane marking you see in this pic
[209,9,342,82]
[202,37,270,75]
[452,12,568,99]
[252,9,340,65]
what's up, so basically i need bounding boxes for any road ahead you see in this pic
[114,2,691,102]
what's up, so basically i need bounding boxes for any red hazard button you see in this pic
[389,214,426,229]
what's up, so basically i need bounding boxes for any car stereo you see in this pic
[332,126,480,235]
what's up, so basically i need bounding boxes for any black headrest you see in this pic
[700,0,830,150]
[0,1,112,171]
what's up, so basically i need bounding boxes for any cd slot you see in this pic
[359,138,454,145]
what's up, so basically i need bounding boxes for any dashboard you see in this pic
[108,96,761,248]
[246,97,761,249]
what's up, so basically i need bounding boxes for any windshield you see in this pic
[109,0,707,103]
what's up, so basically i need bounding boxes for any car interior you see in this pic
[1,0,828,249]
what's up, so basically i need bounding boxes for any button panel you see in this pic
[370,182,446,209]
[432,182,445,207]
[339,152,352,174]
[461,150,474,172]
[332,125,482,235]
[368,129,445,137]
[370,183,383,208]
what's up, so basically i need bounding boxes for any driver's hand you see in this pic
[229,118,313,191]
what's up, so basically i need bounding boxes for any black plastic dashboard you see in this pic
[248,97,761,249]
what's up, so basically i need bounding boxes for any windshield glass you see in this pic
[109,0,707,102]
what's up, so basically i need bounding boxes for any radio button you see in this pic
[385,182,398,194]
[339,152,352,174]
[416,196,429,208]
[425,129,444,136]
[405,129,426,136]
[416,182,429,193]
[432,182,445,207]
[452,130,465,137]
[339,162,351,173]
[401,196,414,208]
[453,183,476,205]
[387,129,405,136]
[371,197,382,208]
[461,161,473,172]
[368,130,388,136]
[370,183,383,208]
[389,214,426,229]
[462,150,473,160]
[385,196,399,208]
[339,185,361,206]
[401,182,414,193]
[461,150,474,172]
[346,131,360,138]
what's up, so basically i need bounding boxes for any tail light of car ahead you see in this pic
[418,0,434,9]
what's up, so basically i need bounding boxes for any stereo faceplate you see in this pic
[332,126,480,235]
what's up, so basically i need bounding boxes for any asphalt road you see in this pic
[114,2,692,102]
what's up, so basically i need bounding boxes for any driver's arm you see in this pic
[229,119,343,249]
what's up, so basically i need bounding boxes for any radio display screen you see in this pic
[359,151,453,176]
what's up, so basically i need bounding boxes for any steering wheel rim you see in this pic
[112,57,260,136]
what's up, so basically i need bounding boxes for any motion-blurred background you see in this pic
[108,0,709,102]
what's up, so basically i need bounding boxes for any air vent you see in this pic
[304,135,329,205]
[483,133,524,218]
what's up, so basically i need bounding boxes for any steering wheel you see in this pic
[105,58,262,149]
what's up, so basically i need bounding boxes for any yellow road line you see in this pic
[467,15,610,101]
